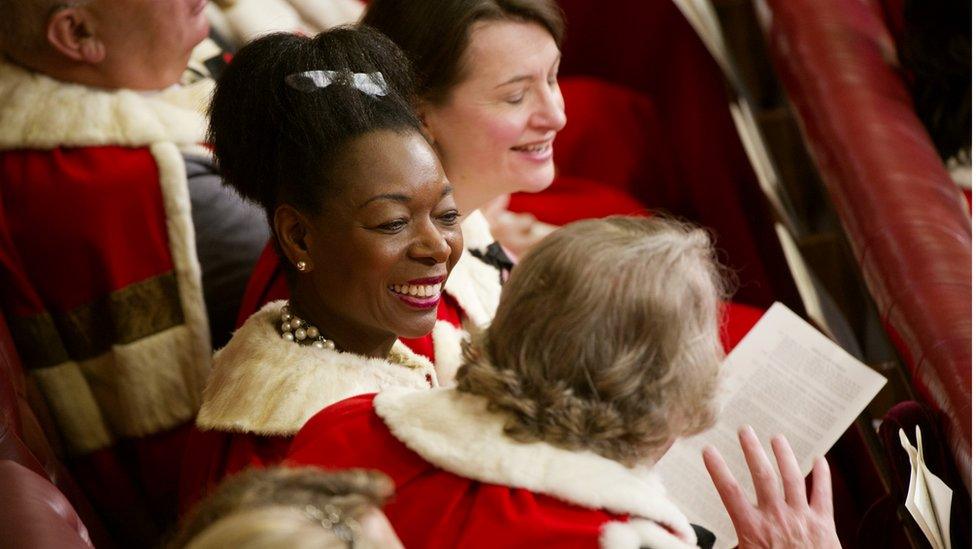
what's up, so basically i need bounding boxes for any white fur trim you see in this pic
[431,320,465,386]
[443,248,500,329]
[0,61,210,150]
[31,363,112,455]
[443,212,503,328]
[286,0,365,30]
[221,0,314,42]
[31,324,208,455]
[151,143,212,407]
[197,301,438,435]
[462,209,497,250]
[601,519,697,549]
[374,388,696,544]
[205,2,237,46]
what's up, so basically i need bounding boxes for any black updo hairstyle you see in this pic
[208,26,423,223]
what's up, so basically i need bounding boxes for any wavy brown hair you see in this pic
[455,216,727,466]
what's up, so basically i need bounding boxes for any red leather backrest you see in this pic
[0,313,113,545]
[763,0,972,490]
[0,312,63,478]
[0,460,93,549]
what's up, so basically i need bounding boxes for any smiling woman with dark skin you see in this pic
[177,27,462,513]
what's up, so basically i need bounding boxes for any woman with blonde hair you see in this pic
[287,216,840,548]
[172,467,403,549]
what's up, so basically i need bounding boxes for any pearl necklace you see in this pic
[279,303,336,350]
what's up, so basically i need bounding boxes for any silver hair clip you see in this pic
[303,504,360,547]
[285,70,389,97]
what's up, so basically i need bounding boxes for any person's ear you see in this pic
[46,7,105,64]
[273,204,316,273]
[415,99,438,144]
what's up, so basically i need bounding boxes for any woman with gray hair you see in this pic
[287,216,841,548]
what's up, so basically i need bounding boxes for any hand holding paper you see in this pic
[655,303,887,547]
[703,427,841,549]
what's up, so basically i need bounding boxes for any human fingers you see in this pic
[738,426,780,509]
[770,434,806,508]
[808,455,834,516]
[739,425,779,509]
[702,445,757,535]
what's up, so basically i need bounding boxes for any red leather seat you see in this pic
[0,313,111,546]
[0,460,93,549]
[763,0,971,488]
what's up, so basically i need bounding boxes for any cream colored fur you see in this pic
[430,320,464,386]
[285,0,364,31]
[374,388,697,545]
[197,301,438,435]
[0,60,211,150]
[0,62,212,454]
[31,362,113,455]
[220,0,315,42]
[32,324,209,455]
[600,519,697,549]
[211,0,364,45]
[444,211,502,329]
[152,142,213,409]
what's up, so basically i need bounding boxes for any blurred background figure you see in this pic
[172,467,402,549]
[0,0,267,543]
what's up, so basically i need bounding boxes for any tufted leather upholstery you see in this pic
[762,0,972,489]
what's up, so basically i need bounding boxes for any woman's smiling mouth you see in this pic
[511,138,554,161]
[388,276,445,309]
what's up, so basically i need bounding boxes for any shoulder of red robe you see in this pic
[374,387,699,548]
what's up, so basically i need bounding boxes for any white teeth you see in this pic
[389,283,442,299]
[516,142,550,153]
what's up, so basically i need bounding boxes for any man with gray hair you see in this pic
[0,0,267,542]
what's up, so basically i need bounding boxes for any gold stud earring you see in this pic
[296,260,308,272]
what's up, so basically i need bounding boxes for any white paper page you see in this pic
[655,303,887,548]
[921,461,954,547]
[901,429,941,549]
[902,427,954,549]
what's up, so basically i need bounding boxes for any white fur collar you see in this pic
[0,60,211,150]
[374,388,697,545]
[197,301,438,435]
[443,211,502,328]
[460,209,496,251]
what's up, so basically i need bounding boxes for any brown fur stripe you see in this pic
[9,272,185,369]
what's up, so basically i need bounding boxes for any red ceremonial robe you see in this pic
[288,389,700,548]
[178,301,440,514]
[0,60,212,540]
